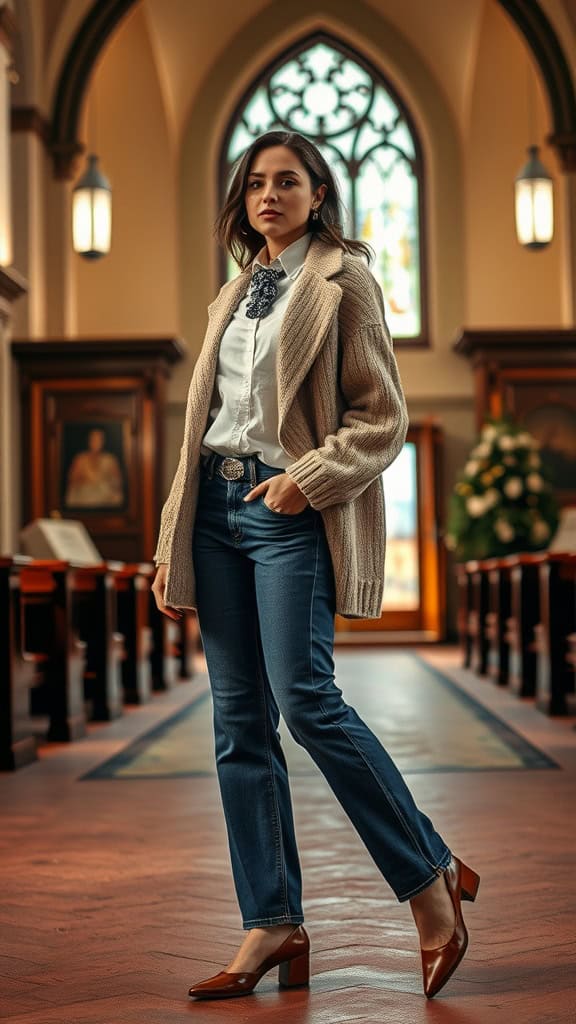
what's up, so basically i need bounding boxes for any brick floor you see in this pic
[1,644,575,1024]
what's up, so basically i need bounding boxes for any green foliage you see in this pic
[445,415,560,562]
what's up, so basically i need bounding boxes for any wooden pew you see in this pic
[533,552,576,716]
[148,587,179,692]
[484,557,512,687]
[20,559,87,742]
[110,563,152,704]
[0,557,38,770]
[148,584,200,690]
[505,554,541,698]
[456,563,473,668]
[70,564,124,721]
[465,560,489,676]
[179,613,200,679]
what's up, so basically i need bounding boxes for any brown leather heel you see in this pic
[188,925,310,1000]
[421,856,480,999]
[278,950,309,987]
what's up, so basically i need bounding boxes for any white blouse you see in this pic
[200,232,313,469]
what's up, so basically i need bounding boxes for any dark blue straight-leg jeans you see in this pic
[192,451,452,929]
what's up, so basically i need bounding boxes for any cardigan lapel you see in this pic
[276,236,343,429]
[276,265,342,425]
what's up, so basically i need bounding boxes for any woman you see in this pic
[152,130,479,1002]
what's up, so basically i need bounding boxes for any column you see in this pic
[0,270,27,556]
[0,6,13,264]
[559,170,576,326]
[0,4,27,555]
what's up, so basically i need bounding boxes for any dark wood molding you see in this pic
[0,4,18,54]
[11,106,51,146]
[547,133,576,173]
[11,336,187,366]
[452,330,576,479]
[453,328,576,364]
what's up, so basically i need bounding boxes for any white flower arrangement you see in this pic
[466,495,486,517]
[495,518,515,543]
[484,488,501,508]
[503,477,523,499]
[481,425,498,442]
[445,416,559,561]
[531,519,551,542]
[526,472,544,492]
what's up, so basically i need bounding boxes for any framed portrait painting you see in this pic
[60,421,129,513]
[20,375,152,561]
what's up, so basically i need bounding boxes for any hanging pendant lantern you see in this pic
[72,153,112,259]
[514,145,554,250]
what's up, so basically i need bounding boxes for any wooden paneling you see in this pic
[453,330,576,506]
[11,337,185,562]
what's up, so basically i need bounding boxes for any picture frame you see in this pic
[60,420,129,513]
[12,337,185,562]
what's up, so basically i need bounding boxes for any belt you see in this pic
[215,457,245,481]
[201,452,255,482]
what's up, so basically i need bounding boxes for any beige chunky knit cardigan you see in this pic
[154,234,409,619]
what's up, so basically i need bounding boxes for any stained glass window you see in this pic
[222,34,425,340]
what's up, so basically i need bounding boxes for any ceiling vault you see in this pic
[46,0,576,179]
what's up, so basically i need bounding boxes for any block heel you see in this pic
[460,861,480,902]
[278,951,310,988]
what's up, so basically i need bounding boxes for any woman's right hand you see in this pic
[151,563,183,621]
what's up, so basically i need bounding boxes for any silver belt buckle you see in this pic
[218,457,245,480]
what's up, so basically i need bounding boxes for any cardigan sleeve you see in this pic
[285,264,409,510]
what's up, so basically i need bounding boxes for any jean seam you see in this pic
[396,851,453,902]
[259,656,291,922]
[243,914,304,928]
[308,524,320,710]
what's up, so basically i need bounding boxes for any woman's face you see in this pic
[244,145,327,257]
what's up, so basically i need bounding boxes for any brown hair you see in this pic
[214,130,374,269]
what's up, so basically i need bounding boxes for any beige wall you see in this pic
[75,5,179,335]
[465,1,564,327]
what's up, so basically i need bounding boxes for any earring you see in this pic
[311,208,319,221]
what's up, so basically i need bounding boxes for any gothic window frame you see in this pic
[218,31,429,348]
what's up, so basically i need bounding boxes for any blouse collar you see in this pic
[252,232,313,281]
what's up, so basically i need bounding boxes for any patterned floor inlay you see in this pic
[82,651,559,779]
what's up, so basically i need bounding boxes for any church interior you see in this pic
[1,1,576,1021]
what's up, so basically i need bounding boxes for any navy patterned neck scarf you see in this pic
[246,265,286,319]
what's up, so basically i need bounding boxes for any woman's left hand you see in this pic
[243,475,310,514]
